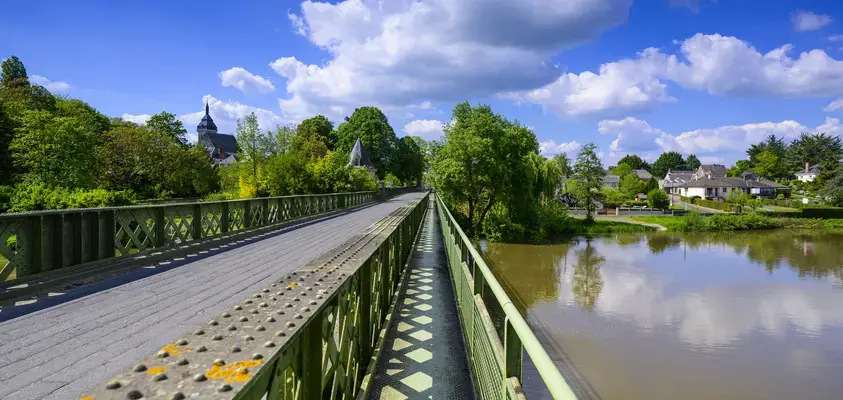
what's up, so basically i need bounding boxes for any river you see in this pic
[480,230,843,400]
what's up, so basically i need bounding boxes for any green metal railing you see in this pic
[435,195,578,400]
[84,192,429,400]
[0,192,375,283]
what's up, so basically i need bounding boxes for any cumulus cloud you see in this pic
[30,75,71,92]
[121,113,151,125]
[220,67,275,93]
[179,95,286,140]
[792,10,833,32]
[403,119,444,140]
[598,116,842,162]
[539,140,582,157]
[825,97,843,112]
[272,0,631,119]
[511,33,843,119]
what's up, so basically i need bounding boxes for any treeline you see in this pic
[0,56,425,212]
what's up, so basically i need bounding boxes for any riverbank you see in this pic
[563,217,657,234]
[630,214,843,232]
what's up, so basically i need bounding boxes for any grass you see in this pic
[630,214,843,232]
[564,218,656,234]
[762,205,801,213]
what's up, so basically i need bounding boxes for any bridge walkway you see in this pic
[0,193,424,400]
[366,200,475,399]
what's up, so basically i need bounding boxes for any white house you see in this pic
[795,163,821,182]
[676,166,790,200]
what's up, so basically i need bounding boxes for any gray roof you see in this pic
[197,103,218,134]
[632,169,653,180]
[203,133,239,157]
[699,164,727,177]
[348,137,373,167]
[603,175,620,184]
[663,170,694,187]
[678,176,789,189]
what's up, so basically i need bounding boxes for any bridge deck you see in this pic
[366,201,475,399]
[0,193,424,400]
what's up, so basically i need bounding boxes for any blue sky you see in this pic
[3,0,843,166]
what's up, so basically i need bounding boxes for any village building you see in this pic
[675,164,789,200]
[196,103,239,166]
[795,162,821,182]
[660,169,694,194]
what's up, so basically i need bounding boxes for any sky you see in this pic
[3,0,843,167]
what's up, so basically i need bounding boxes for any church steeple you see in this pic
[197,102,218,137]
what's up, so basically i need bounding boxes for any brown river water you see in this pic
[480,230,843,400]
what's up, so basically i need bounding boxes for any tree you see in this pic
[620,174,645,199]
[651,151,686,178]
[335,107,399,179]
[617,154,649,171]
[644,177,659,193]
[268,123,296,156]
[395,136,424,185]
[0,101,13,185]
[747,135,788,179]
[611,162,632,177]
[1,56,29,89]
[552,153,573,177]
[648,189,669,209]
[752,150,779,178]
[296,115,336,150]
[236,112,270,195]
[819,164,843,206]
[601,187,626,208]
[146,111,188,146]
[786,132,843,174]
[571,143,604,220]
[684,154,701,171]
[726,160,751,177]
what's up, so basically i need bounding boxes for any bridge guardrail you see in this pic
[435,195,578,400]
[0,192,376,284]
[83,192,429,400]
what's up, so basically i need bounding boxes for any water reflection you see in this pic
[482,230,843,400]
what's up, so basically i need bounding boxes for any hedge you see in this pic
[694,198,742,213]
[800,205,843,219]
[758,198,804,209]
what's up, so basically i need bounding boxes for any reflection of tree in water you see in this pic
[573,239,605,312]
[481,241,569,311]
[679,231,843,281]
[646,233,682,254]
[614,234,644,247]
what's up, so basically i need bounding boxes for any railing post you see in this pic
[221,201,230,233]
[154,207,166,248]
[45,214,62,272]
[192,203,203,240]
[99,210,115,260]
[358,259,372,367]
[243,200,252,229]
[504,320,523,382]
[82,211,98,263]
[300,317,323,399]
[70,212,83,265]
[21,215,42,277]
[262,198,270,226]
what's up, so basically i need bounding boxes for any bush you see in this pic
[0,185,13,213]
[9,183,136,212]
[482,204,526,242]
[648,189,669,209]
[776,193,785,200]
[532,201,570,241]
[679,211,709,231]
[627,200,648,207]
[800,205,843,218]
[695,198,741,212]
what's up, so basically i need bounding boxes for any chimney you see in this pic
[805,162,810,173]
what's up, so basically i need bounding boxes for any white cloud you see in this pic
[179,95,286,140]
[121,113,151,125]
[829,34,843,42]
[792,10,833,32]
[511,33,843,119]
[825,97,843,112]
[598,116,840,161]
[219,67,275,93]
[539,140,582,157]
[273,0,631,119]
[403,119,444,140]
[30,75,71,92]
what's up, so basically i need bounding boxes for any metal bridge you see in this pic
[0,189,578,400]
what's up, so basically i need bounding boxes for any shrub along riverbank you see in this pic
[631,212,843,232]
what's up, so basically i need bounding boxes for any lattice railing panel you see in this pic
[322,275,363,398]
[268,203,280,224]
[250,202,264,227]
[0,220,22,282]
[201,204,223,236]
[163,206,195,245]
[114,209,156,256]
[228,204,246,231]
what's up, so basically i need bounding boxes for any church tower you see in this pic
[196,102,218,140]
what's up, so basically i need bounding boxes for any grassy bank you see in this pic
[561,218,656,234]
[631,214,843,232]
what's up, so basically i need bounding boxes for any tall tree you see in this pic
[611,162,633,177]
[0,101,13,185]
[395,136,424,185]
[620,174,644,199]
[684,154,701,170]
[146,111,188,146]
[1,56,29,89]
[786,132,843,173]
[236,112,269,193]
[268,123,296,156]
[747,134,788,178]
[296,115,336,150]
[752,150,779,178]
[651,151,686,178]
[617,154,650,171]
[726,160,751,177]
[819,164,843,206]
[571,143,604,220]
[335,107,399,179]
[552,153,573,177]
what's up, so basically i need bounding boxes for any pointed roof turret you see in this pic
[197,102,218,135]
[347,137,373,168]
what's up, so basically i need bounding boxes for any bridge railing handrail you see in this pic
[0,191,378,284]
[435,194,578,400]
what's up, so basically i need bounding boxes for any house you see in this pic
[676,165,790,200]
[660,169,694,194]
[631,169,653,180]
[196,103,239,166]
[795,162,821,182]
[602,175,620,189]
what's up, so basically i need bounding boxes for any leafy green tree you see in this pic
[268,123,296,156]
[747,135,788,179]
[752,150,779,178]
[395,136,424,185]
[571,143,604,220]
[684,154,701,171]
[11,109,100,188]
[1,56,29,89]
[617,154,649,171]
[726,160,751,177]
[146,111,188,146]
[236,112,271,195]
[552,153,573,177]
[620,174,645,199]
[611,162,632,177]
[265,150,312,195]
[648,189,669,209]
[335,107,398,179]
[296,115,336,150]
[651,151,686,178]
[601,187,626,208]
[786,132,843,174]
[644,177,659,193]
[0,101,13,185]
[819,164,843,206]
